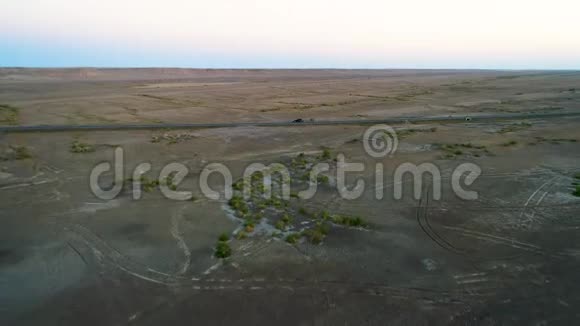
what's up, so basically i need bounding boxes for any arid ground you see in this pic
[1,69,580,325]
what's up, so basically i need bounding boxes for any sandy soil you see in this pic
[1,69,580,325]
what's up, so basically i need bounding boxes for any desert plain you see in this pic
[1,68,580,325]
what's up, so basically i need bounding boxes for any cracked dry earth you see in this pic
[1,70,580,325]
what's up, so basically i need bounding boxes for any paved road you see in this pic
[1,111,579,133]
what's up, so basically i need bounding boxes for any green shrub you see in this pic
[272,198,286,209]
[303,228,325,244]
[255,183,265,193]
[215,232,232,258]
[275,220,286,231]
[138,176,159,192]
[317,175,329,184]
[319,210,331,220]
[328,214,368,228]
[281,214,292,224]
[285,233,301,244]
[218,233,230,242]
[250,171,264,183]
[272,231,283,238]
[232,180,243,191]
[573,186,580,197]
[70,140,95,153]
[214,241,232,258]
[228,195,249,214]
[273,213,293,231]
[315,221,331,235]
[244,220,255,233]
[4,145,32,160]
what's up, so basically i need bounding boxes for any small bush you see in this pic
[214,241,232,258]
[573,186,580,197]
[232,180,243,191]
[4,145,32,160]
[316,221,330,235]
[244,220,255,233]
[138,176,159,192]
[250,171,264,182]
[285,233,301,244]
[218,233,229,242]
[332,215,368,228]
[215,232,232,258]
[321,148,331,160]
[281,214,292,224]
[303,228,325,244]
[319,210,331,220]
[272,231,283,238]
[274,214,293,231]
[275,220,286,231]
[229,195,249,215]
[70,140,95,153]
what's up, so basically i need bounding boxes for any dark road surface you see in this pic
[1,111,580,133]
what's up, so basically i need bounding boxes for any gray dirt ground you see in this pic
[1,69,580,325]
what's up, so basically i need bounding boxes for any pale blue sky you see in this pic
[1,0,579,69]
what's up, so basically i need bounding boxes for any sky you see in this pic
[1,0,579,69]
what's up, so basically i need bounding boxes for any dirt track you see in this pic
[2,111,580,133]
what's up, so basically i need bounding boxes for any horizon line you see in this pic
[2,66,580,72]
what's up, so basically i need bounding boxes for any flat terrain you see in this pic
[1,69,580,325]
